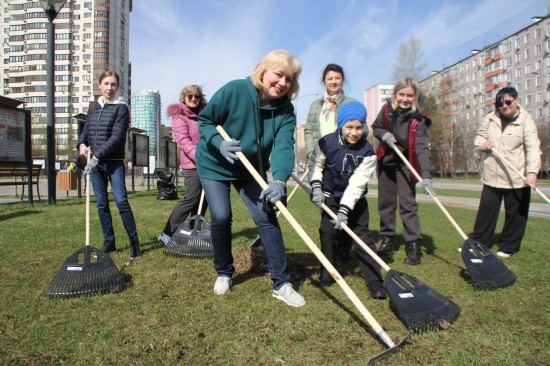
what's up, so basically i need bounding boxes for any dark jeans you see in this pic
[89,160,138,243]
[377,164,421,242]
[470,185,531,253]
[320,197,382,284]
[200,177,291,290]
[163,169,207,235]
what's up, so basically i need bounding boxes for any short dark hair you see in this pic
[322,63,345,83]
[495,87,518,109]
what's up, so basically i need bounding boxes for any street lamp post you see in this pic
[41,0,67,205]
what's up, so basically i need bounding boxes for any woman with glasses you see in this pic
[469,87,541,257]
[158,85,208,245]
[196,49,305,307]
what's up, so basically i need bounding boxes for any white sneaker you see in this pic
[158,232,171,246]
[457,247,462,253]
[272,283,306,307]
[213,276,232,295]
[497,251,512,258]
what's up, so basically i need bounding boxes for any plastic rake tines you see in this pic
[46,246,131,298]
[164,215,214,258]
[384,269,461,332]
[461,239,517,290]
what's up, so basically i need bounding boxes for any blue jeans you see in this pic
[89,160,138,243]
[200,178,291,289]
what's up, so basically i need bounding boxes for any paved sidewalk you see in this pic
[1,175,548,219]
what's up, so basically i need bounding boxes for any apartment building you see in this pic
[0,0,132,160]
[364,83,393,131]
[420,15,550,174]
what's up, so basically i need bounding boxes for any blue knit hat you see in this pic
[337,102,367,129]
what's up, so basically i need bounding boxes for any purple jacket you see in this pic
[168,102,204,170]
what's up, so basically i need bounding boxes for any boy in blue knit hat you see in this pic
[309,101,386,299]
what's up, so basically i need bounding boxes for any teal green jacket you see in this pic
[196,77,296,182]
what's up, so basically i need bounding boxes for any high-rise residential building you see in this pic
[130,89,161,160]
[0,0,132,160]
[420,15,550,175]
[364,84,394,130]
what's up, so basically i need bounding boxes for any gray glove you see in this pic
[330,212,348,230]
[84,156,99,175]
[381,132,396,149]
[259,180,285,204]
[218,139,241,164]
[421,178,434,195]
[310,187,324,208]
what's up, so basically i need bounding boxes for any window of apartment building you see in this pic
[525,95,532,106]
[536,92,542,103]
[514,38,521,48]
[535,43,542,55]
[83,96,90,102]
[516,67,522,77]
[535,28,541,39]
[505,57,512,67]
[525,32,531,44]
[535,59,542,71]
[525,64,531,74]
[525,48,531,59]
[535,108,543,118]
[84,12,92,18]
[515,83,521,92]
[526,79,532,90]
[504,42,511,53]
[515,53,520,63]
[536,76,543,87]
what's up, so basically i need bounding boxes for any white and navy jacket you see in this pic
[310,131,377,216]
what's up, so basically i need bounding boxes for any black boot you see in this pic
[314,268,335,287]
[403,241,421,265]
[130,238,141,259]
[368,281,387,300]
[101,239,116,254]
[376,236,394,255]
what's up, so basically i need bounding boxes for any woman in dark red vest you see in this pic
[372,78,434,265]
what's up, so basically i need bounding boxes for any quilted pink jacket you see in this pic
[167,102,204,170]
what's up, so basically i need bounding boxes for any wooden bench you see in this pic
[0,162,42,202]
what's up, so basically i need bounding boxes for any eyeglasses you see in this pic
[186,95,201,100]
[497,99,514,108]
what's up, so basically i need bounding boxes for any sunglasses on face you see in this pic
[186,95,201,101]
[497,99,514,108]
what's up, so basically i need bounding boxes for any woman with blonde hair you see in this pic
[196,49,305,307]
[372,78,434,265]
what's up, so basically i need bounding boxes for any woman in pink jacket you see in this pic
[158,85,208,244]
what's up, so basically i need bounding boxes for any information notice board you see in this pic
[0,107,29,163]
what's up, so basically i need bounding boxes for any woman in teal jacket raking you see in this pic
[196,50,305,307]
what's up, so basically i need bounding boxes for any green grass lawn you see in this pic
[0,188,548,365]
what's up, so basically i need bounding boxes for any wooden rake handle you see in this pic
[490,148,550,205]
[85,150,91,247]
[290,174,392,272]
[390,146,469,240]
[216,125,396,348]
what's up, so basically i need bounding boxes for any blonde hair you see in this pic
[391,77,420,112]
[179,84,207,108]
[250,49,302,100]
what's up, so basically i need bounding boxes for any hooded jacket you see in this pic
[475,106,541,189]
[168,102,204,170]
[196,77,296,182]
[372,101,433,180]
[304,93,357,157]
[77,97,129,161]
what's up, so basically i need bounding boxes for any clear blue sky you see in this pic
[130,0,548,124]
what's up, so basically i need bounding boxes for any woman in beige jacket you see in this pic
[470,87,541,257]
